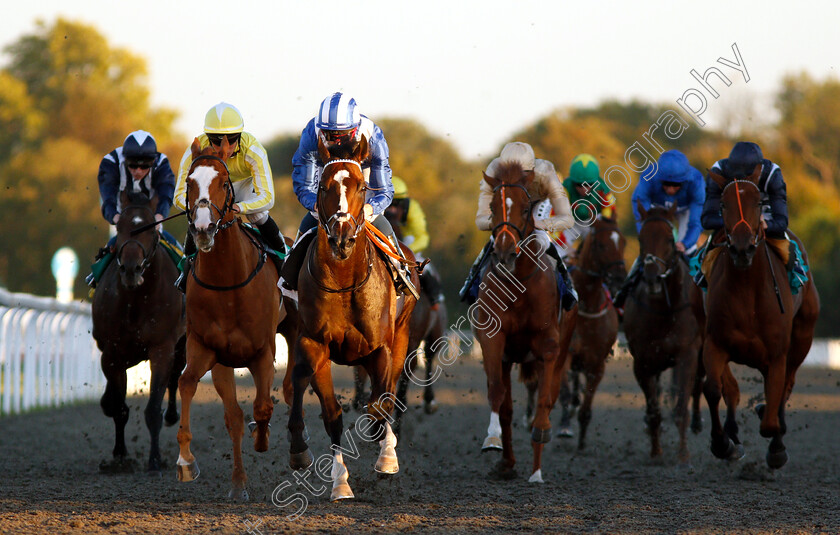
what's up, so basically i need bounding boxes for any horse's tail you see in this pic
[517,359,539,386]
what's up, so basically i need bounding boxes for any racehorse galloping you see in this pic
[287,137,416,501]
[92,190,186,472]
[623,204,703,468]
[476,160,572,483]
[703,166,819,469]
[175,138,294,500]
[554,217,625,449]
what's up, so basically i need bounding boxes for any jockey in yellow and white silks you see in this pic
[461,141,578,310]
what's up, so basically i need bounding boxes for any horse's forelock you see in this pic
[495,160,526,184]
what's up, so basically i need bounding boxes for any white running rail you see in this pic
[0,288,103,415]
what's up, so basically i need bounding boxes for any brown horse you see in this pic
[623,204,704,468]
[92,190,186,472]
[702,167,819,469]
[353,199,448,428]
[287,136,416,501]
[476,161,573,483]
[175,138,296,500]
[554,217,625,449]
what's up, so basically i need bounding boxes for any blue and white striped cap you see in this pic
[316,92,361,130]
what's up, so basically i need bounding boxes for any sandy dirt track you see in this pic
[1,351,839,534]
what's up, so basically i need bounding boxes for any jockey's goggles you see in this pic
[207,133,241,146]
[126,161,153,170]
[321,127,358,146]
[661,181,683,188]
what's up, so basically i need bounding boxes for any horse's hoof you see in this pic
[289,448,314,470]
[729,443,746,461]
[147,458,162,473]
[330,483,355,501]
[531,427,551,444]
[424,400,439,415]
[374,456,399,474]
[164,410,179,427]
[227,487,249,501]
[481,435,503,452]
[766,447,788,469]
[557,426,574,438]
[176,460,200,482]
[488,461,517,480]
[528,469,544,483]
[754,403,766,419]
[286,426,310,443]
[690,417,703,435]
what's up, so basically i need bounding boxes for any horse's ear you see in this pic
[522,168,535,186]
[708,169,726,189]
[667,202,678,218]
[149,194,159,213]
[637,201,647,220]
[316,135,330,163]
[746,163,762,184]
[190,137,202,159]
[353,135,369,163]
[483,172,499,189]
[119,189,129,208]
[218,135,235,161]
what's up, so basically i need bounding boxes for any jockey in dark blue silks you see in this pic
[693,141,807,291]
[612,149,705,309]
[280,92,418,299]
[86,130,181,288]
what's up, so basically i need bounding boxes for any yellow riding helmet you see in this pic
[204,102,244,134]
[392,176,408,199]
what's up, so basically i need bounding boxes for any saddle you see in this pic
[241,223,287,275]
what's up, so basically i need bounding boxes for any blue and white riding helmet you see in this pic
[122,130,158,163]
[316,93,362,146]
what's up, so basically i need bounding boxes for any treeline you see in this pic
[1,19,838,335]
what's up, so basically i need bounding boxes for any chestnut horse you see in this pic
[623,204,704,468]
[554,217,626,449]
[175,138,296,500]
[287,137,416,501]
[353,198,448,429]
[92,190,185,472]
[703,167,819,469]
[476,161,573,483]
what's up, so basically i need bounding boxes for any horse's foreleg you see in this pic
[248,346,276,453]
[530,340,559,483]
[100,356,129,460]
[497,360,517,479]
[353,367,370,412]
[690,352,705,434]
[702,340,736,460]
[176,338,215,483]
[278,315,297,408]
[760,354,789,469]
[145,345,175,471]
[288,338,317,469]
[210,364,247,500]
[672,350,698,467]
[165,335,186,427]
[556,370,574,438]
[365,347,402,474]
[578,362,605,451]
[479,335,506,453]
[633,361,662,458]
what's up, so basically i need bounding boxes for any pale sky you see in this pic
[3,1,839,159]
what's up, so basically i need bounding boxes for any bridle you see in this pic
[316,159,367,241]
[580,225,626,284]
[638,214,679,282]
[185,155,236,233]
[490,182,534,255]
[116,206,159,274]
[721,179,764,248]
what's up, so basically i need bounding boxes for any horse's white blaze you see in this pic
[611,231,620,248]
[505,198,513,212]
[488,412,502,438]
[334,170,350,214]
[132,216,144,225]
[189,166,218,229]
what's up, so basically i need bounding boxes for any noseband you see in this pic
[317,159,367,240]
[490,183,533,254]
[186,155,236,232]
[721,179,763,247]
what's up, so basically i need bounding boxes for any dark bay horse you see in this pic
[287,136,416,501]
[476,161,573,483]
[353,198,448,429]
[92,190,185,472]
[175,138,296,500]
[702,167,819,469]
[623,204,703,468]
[554,217,625,449]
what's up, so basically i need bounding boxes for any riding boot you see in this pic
[280,228,317,291]
[546,242,578,311]
[459,240,493,302]
[257,216,287,255]
[612,257,642,309]
[387,235,420,300]
[175,233,197,293]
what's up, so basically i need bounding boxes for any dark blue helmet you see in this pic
[122,130,158,162]
[726,141,763,178]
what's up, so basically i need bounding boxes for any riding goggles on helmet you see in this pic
[207,133,241,146]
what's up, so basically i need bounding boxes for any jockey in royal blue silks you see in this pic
[86,130,182,288]
[692,141,807,292]
[612,149,705,309]
[279,92,418,299]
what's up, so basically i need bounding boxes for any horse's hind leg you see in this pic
[633,362,662,459]
[672,350,699,467]
[288,338,318,470]
[248,348,276,453]
[145,345,175,471]
[211,364,248,500]
[703,341,739,460]
[165,335,186,427]
[690,353,705,434]
[100,356,129,460]
[176,338,215,483]
[577,362,605,451]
